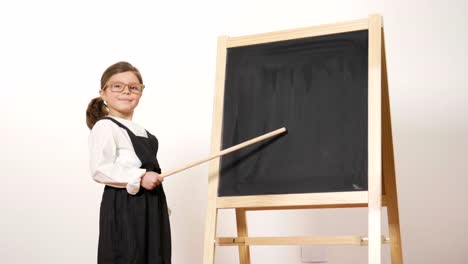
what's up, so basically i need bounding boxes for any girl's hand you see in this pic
[140,171,164,190]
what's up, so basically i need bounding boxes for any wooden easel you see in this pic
[203,14,403,264]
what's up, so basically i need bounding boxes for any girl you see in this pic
[86,61,171,264]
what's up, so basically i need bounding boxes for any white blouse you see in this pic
[88,115,149,195]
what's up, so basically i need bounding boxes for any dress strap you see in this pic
[100,116,136,137]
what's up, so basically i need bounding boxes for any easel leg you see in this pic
[382,27,404,264]
[236,209,251,264]
[204,35,229,264]
[203,202,218,264]
[368,206,382,264]
[368,14,383,264]
[384,178,403,264]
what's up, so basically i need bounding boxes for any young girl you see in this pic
[86,61,171,264]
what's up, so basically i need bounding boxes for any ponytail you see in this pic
[86,97,108,129]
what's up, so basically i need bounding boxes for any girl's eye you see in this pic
[129,85,142,91]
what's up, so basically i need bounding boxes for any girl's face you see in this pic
[100,71,143,120]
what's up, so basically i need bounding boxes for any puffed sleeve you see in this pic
[88,120,146,195]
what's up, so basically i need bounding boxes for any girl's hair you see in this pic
[86,61,144,129]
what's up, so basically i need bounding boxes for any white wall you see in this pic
[1,0,467,263]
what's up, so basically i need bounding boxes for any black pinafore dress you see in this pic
[98,117,171,264]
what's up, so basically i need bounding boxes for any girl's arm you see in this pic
[88,120,146,195]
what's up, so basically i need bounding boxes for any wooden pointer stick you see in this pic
[161,127,287,178]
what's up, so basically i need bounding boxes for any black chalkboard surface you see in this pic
[219,30,369,197]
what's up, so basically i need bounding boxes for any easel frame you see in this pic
[203,14,402,264]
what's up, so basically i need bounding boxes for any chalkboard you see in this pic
[219,30,369,197]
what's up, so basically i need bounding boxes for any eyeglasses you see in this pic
[104,82,145,94]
